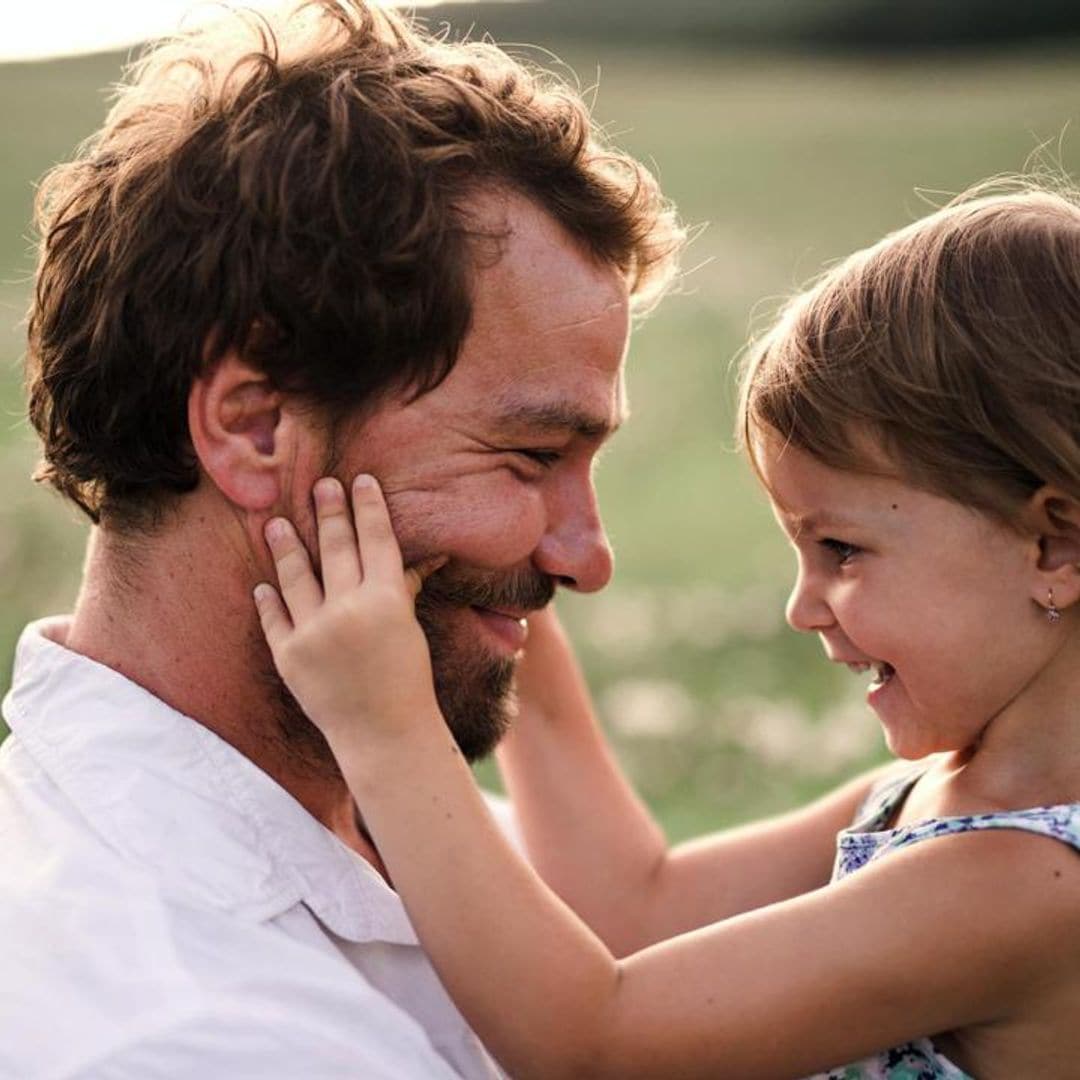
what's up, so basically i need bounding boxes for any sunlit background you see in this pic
[3,0,1080,837]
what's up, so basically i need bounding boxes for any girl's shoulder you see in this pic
[835,771,1080,995]
[840,792,1080,872]
[826,801,1080,1049]
[839,753,1080,873]
[835,759,1080,986]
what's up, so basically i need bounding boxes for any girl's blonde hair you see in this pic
[739,181,1080,522]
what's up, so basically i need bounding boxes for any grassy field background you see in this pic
[3,34,1079,838]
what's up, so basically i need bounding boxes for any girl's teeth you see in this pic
[870,663,894,687]
[845,661,894,686]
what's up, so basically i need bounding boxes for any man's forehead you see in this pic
[501,293,628,330]
[465,190,630,319]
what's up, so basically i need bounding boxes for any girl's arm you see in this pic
[502,607,892,954]
[327,737,1054,1080]
[255,478,1068,1079]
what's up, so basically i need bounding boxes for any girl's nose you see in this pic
[785,570,834,633]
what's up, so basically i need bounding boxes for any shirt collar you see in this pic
[3,617,420,946]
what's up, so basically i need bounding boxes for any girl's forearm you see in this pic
[498,611,669,953]
[336,719,622,1079]
[503,614,880,950]
[332,719,983,1080]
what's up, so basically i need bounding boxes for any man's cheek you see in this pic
[387,481,545,569]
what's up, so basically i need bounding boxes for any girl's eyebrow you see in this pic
[783,510,860,537]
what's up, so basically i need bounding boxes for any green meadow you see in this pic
[3,37,1079,837]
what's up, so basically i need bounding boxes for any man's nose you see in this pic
[533,479,614,593]
[784,567,834,633]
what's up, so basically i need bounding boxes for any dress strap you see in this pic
[886,803,1080,856]
[851,763,926,831]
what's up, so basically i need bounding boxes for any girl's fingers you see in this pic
[264,517,322,620]
[405,554,450,598]
[350,474,407,584]
[403,568,423,598]
[313,477,362,593]
[253,582,292,648]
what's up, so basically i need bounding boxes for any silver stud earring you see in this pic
[1047,588,1062,624]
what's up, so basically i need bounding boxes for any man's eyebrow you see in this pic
[492,399,628,439]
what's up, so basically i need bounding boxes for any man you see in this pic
[1,1,681,1076]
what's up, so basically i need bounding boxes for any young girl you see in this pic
[254,184,1080,1079]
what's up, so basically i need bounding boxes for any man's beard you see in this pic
[415,563,555,761]
[261,562,555,777]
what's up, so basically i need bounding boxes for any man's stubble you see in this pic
[257,561,555,781]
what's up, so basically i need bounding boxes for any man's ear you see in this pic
[1025,486,1080,611]
[187,351,291,511]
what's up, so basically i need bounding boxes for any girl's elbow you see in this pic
[518,969,628,1080]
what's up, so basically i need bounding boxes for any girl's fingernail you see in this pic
[253,583,272,604]
[314,477,341,503]
[353,473,376,491]
[413,554,449,580]
[265,518,288,543]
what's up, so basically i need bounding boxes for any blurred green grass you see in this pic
[3,40,1080,838]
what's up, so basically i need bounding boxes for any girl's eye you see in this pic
[820,537,860,565]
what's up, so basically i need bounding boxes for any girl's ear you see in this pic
[1024,486,1080,612]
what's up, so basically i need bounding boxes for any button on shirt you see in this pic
[0,618,511,1079]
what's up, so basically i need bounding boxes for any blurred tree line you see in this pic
[430,0,1080,50]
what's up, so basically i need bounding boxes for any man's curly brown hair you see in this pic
[27,0,682,529]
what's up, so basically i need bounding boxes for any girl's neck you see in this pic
[901,639,1080,823]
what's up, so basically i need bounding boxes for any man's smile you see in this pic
[471,606,531,655]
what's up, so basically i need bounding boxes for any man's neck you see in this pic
[65,509,385,872]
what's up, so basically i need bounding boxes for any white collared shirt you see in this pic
[0,618,511,1079]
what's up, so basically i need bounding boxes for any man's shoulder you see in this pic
[0,793,458,1077]
[0,895,463,1080]
[59,1004,463,1080]
[0,965,463,1080]
[0,733,501,1078]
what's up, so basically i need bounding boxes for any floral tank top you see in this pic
[804,766,1080,1080]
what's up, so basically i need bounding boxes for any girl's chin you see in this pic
[875,713,963,761]
[880,734,934,761]
[870,678,994,760]
[869,680,932,759]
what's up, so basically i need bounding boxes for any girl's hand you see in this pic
[253,474,442,750]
